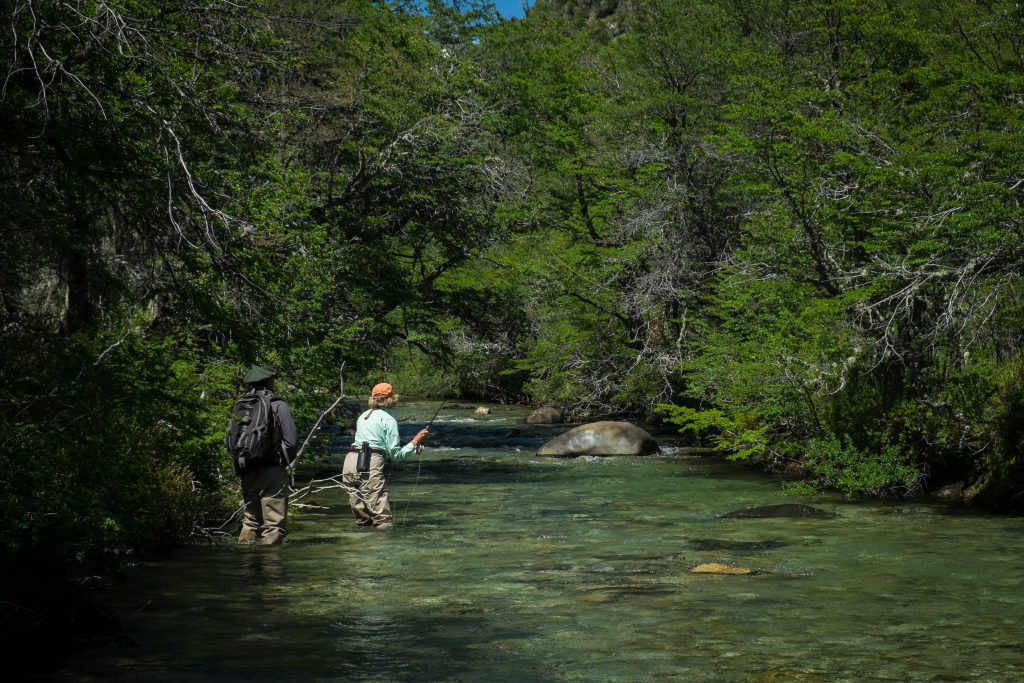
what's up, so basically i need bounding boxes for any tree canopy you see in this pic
[3,0,1022,646]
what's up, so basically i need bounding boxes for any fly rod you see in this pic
[415,398,446,454]
[426,398,447,428]
[400,398,446,524]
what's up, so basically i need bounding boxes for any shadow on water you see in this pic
[304,457,561,489]
[240,546,287,585]
[390,458,561,486]
[47,401,1024,682]
[684,538,788,551]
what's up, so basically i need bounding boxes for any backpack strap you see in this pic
[265,394,285,464]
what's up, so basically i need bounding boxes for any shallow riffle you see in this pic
[54,402,1024,682]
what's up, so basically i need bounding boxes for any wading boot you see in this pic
[237,527,259,544]
[259,528,286,545]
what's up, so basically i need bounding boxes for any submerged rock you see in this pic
[526,406,564,424]
[691,563,753,575]
[536,421,658,457]
[686,539,787,551]
[721,504,837,519]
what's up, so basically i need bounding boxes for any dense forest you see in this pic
[2,0,1022,645]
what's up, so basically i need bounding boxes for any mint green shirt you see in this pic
[351,409,416,461]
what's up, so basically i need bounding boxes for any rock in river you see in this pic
[721,504,837,519]
[526,406,564,424]
[691,563,753,575]
[536,421,658,457]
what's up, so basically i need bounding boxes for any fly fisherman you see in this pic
[342,383,429,530]
[229,366,298,545]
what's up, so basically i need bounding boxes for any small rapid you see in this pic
[49,401,1024,682]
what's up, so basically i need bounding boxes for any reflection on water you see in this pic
[52,402,1024,682]
[241,546,285,585]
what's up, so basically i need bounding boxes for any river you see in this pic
[48,402,1024,681]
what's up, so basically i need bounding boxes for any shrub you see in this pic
[799,434,923,497]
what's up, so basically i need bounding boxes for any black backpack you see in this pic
[225,391,282,472]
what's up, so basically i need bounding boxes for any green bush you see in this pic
[388,349,460,399]
[658,404,768,461]
[800,434,923,497]
[977,361,1024,508]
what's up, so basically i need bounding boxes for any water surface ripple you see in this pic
[55,402,1024,682]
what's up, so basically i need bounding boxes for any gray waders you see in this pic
[342,441,392,529]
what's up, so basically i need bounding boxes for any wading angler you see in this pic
[342,383,429,530]
[225,366,298,544]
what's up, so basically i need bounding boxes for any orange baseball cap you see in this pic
[371,382,394,399]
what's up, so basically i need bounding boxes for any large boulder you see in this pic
[537,421,658,457]
[526,406,563,424]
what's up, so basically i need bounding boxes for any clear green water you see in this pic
[56,403,1024,682]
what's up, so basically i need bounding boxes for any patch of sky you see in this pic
[407,0,531,20]
[493,0,531,18]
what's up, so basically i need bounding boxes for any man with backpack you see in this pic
[226,365,298,545]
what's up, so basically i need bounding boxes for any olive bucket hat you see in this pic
[243,365,278,384]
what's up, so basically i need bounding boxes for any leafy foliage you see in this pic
[797,435,923,497]
[3,0,1024,652]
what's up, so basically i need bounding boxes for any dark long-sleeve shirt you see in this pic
[269,393,298,465]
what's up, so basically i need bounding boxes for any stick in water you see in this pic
[290,362,346,469]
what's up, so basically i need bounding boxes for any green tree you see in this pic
[667,0,1024,497]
